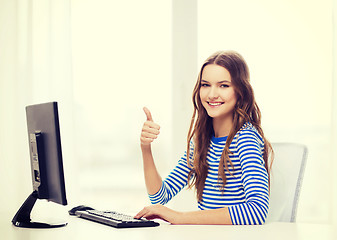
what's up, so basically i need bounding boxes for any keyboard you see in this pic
[69,206,159,228]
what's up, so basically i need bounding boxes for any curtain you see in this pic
[333,0,337,226]
[0,0,74,213]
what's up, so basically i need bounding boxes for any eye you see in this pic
[220,84,230,88]
[201,83,210,87]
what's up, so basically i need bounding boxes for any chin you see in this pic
[206,110,233,121]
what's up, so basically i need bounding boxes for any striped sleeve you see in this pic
[149,144,194,205]
[228,129,270,225]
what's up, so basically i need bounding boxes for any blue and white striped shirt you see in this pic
[149,122,270,225]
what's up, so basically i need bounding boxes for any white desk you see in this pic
[2,213,336,240]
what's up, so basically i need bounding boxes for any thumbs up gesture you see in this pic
[140,107,161,146]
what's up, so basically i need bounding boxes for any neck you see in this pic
[212,116,233,138]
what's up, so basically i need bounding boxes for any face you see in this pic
[199,64,237,122]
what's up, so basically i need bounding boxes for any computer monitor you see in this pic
[12,102,68,228]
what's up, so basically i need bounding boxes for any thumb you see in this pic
[143,107,153,122]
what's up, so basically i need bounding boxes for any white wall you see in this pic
[196,0,333,223]
[332,0,337,227]
[0,0,336,225]
[0,0,74,219]
[70,0,172,196]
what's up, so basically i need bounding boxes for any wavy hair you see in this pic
[186,50,273,201]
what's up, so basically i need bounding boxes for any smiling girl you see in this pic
[136,51,273,225]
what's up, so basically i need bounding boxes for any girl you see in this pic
[135,50,273,225]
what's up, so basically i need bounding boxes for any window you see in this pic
[71,0,172,191]
[198,0,333,223]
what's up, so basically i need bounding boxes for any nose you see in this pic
[208,86,219,100]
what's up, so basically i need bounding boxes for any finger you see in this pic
[143,107,153,122]
[143,123,160,134]
[134,208,147,219]
[135,209,156,220]
[140,125,160,145]
[141,127,159,144]
[141,211,165,222]
[144,214,160,220]
[140,136,156,145]
[141,131,158,140]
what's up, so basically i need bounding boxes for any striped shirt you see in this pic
[149,122,270,225]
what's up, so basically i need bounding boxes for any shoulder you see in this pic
[234,122,264,153]
[235,123,265,164]
[236,122,263,144]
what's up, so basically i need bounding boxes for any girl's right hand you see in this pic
[140,107,160,146]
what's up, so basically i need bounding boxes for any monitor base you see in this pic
[12,221,67,228]
[12,191,67,229]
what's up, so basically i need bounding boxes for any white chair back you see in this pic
[267,143,308,222]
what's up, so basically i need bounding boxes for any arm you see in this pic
[178,208,232,225]
[140,107,162,195]
[135,204,232,225]
[136,127,269,225]
[141,144,162,195]
[148,154,191,205]
[141,108,193,204]
[228,129,270,225]
[137,138,232,224]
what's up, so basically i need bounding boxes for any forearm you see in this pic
[176,207,232,225]
[141,144,162,195]
[136,204,233,225]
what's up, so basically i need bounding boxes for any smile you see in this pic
[207,102,224,107]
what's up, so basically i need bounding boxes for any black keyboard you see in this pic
[69,206,159,228]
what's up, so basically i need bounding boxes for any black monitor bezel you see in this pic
[12,101,67,228]
[25,101,67,205]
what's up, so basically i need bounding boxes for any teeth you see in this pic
[209,102,222,106]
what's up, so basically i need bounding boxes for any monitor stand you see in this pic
[12,191,67,228]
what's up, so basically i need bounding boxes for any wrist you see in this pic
[171,210,186,225]
[141,143,151,150]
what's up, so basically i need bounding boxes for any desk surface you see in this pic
[2,213,336,240]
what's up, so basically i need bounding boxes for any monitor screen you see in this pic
[12,102,68,228]
[26,102,67,205]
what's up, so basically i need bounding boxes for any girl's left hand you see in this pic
[134,204,182,224]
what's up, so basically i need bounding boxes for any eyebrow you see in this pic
[201,80,231,83]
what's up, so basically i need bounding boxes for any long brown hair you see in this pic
[186,50,273,201]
